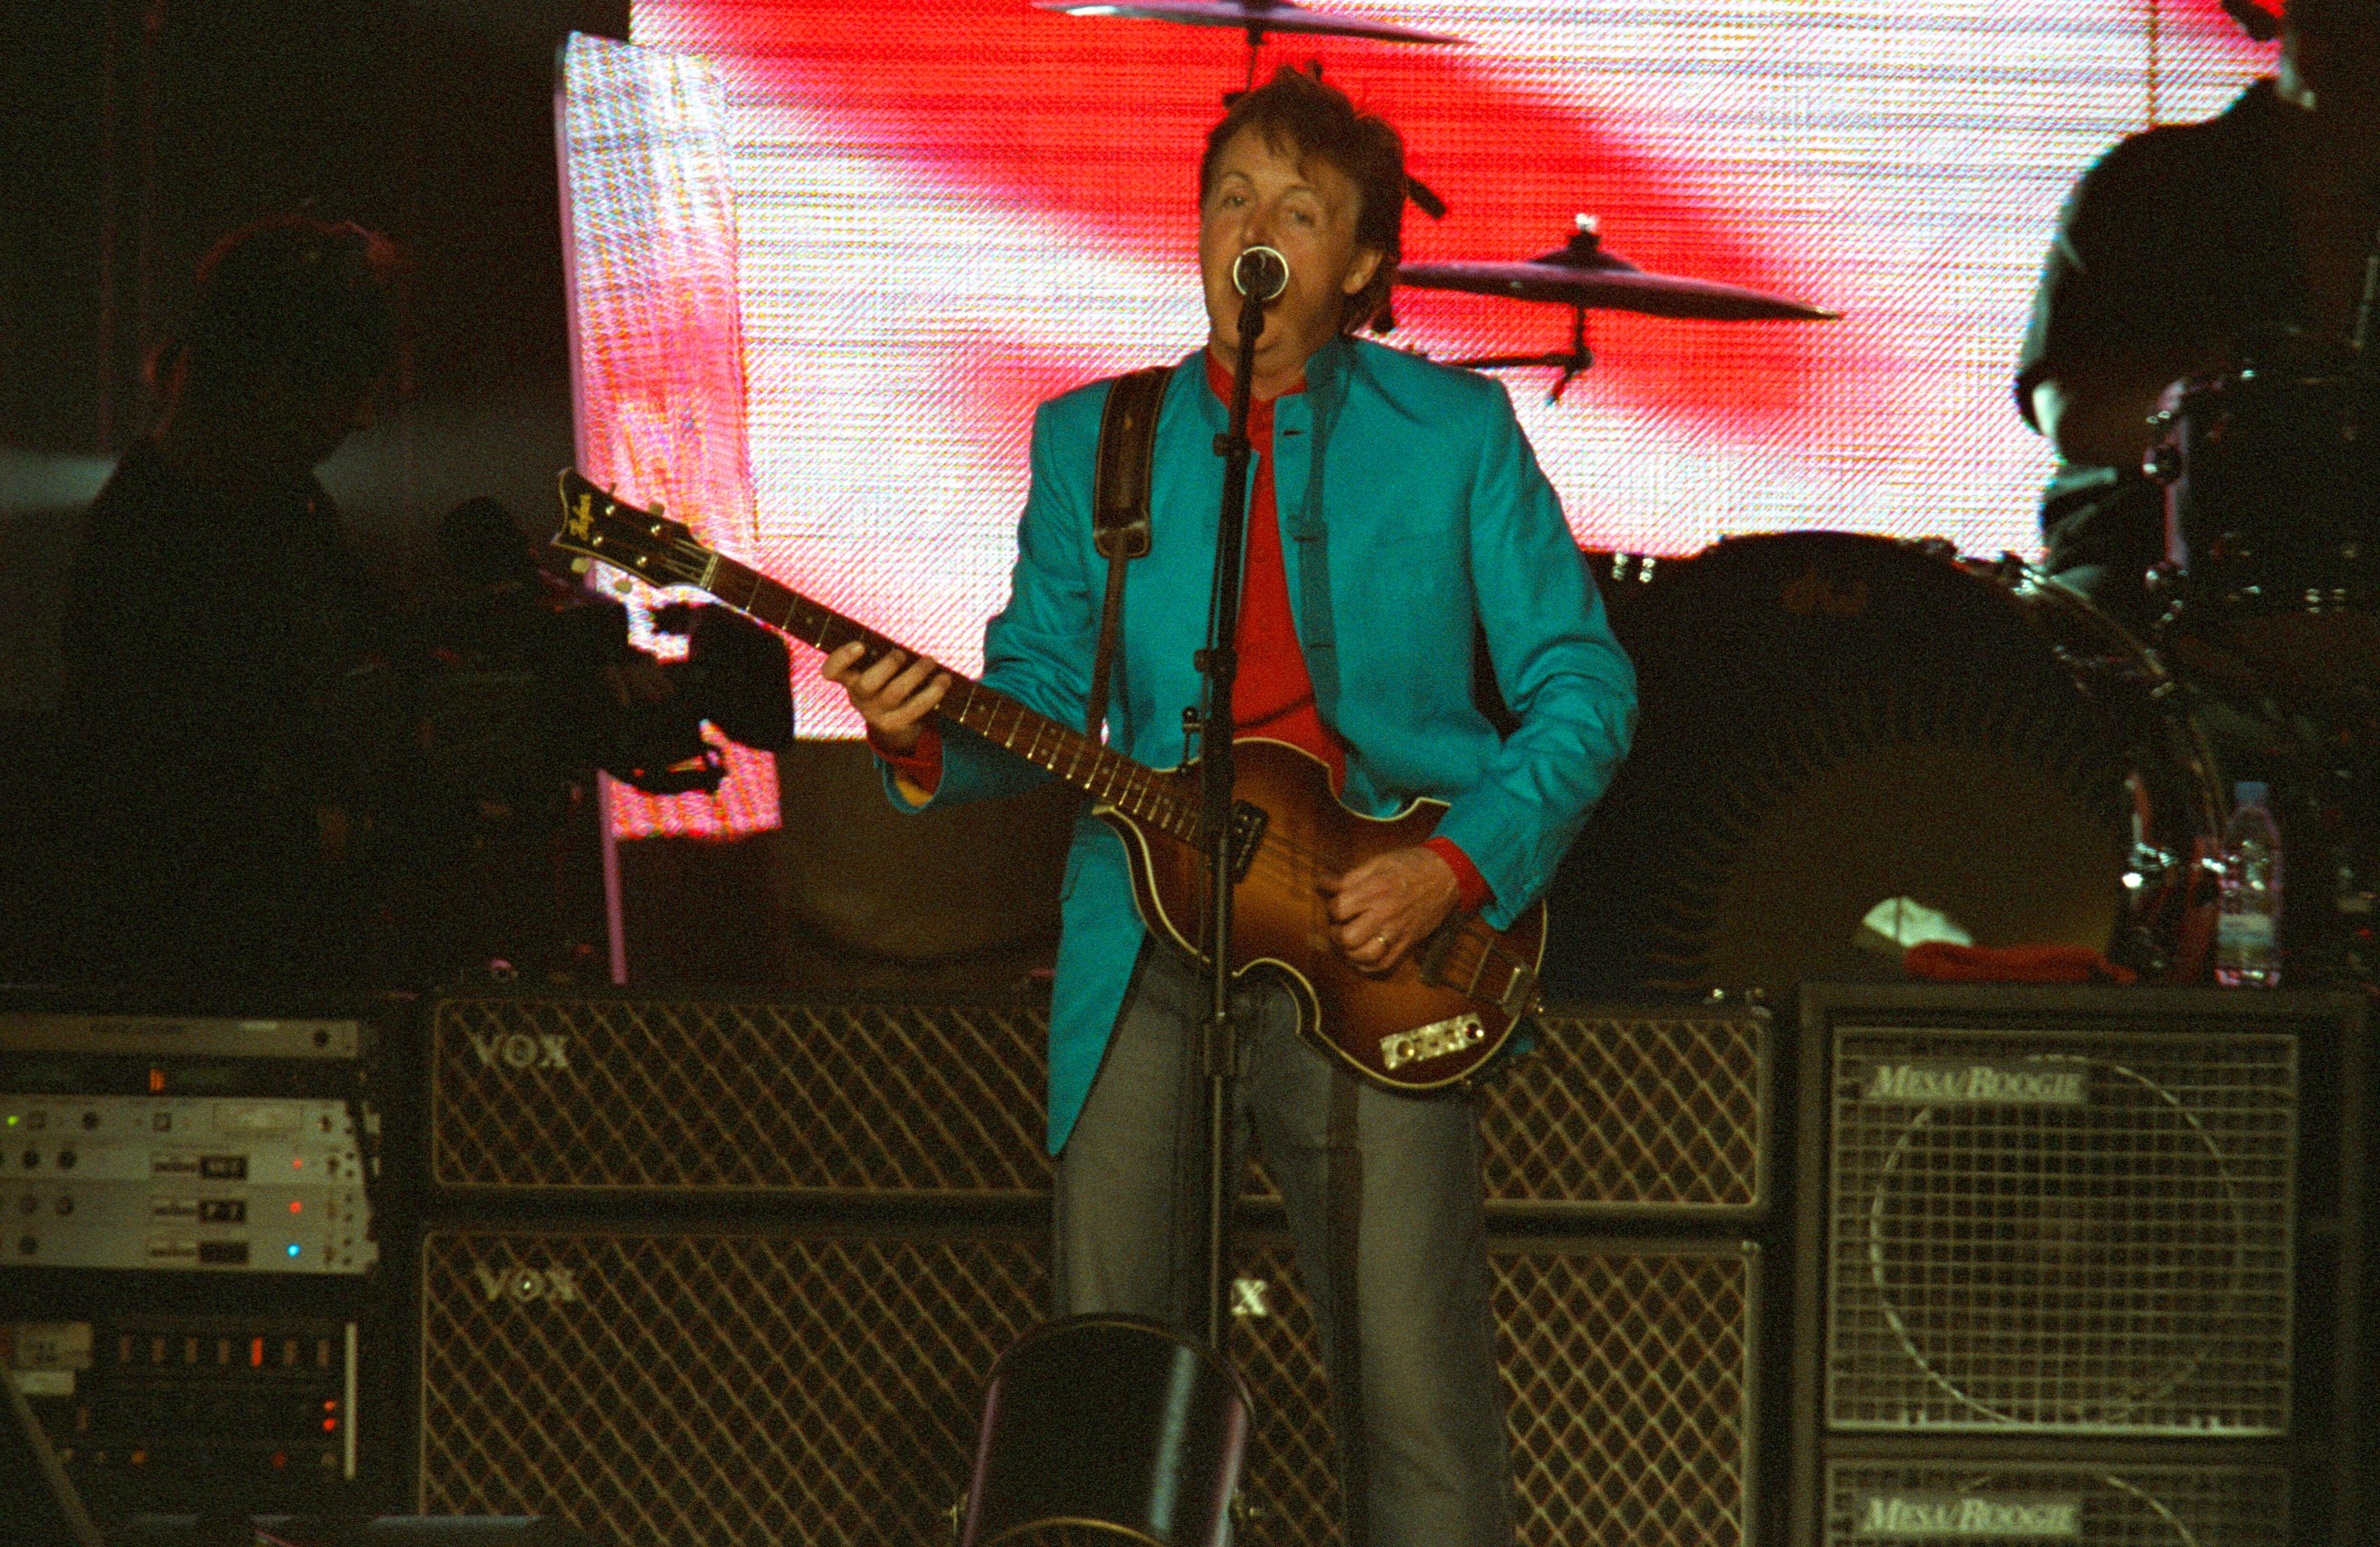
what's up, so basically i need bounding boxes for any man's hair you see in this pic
[159,213,405,399]
[1200,66,1406,333]
[2221,0,2283,39]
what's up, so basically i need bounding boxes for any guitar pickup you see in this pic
[1415,918,1464,985]
[1228,801,1268,883]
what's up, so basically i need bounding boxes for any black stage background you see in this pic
[1,0,628,716]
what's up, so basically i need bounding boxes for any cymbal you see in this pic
[1031,0,1467,46]
[1399,218,1836,322]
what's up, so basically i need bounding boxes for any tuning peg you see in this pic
[568,557,592,576]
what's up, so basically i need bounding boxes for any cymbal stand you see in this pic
[1453,304,1596,403]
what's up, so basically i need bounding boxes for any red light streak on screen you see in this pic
[591,0,2264,835]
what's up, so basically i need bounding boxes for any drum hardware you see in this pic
[1599,551,1663,587]
[2138,356,2380,986]
[2150,366,2380,699]
[1032,0,1465,46]
[1451,298,1598,403]
[2125,830,2197,905]
[1399,215,1837,399]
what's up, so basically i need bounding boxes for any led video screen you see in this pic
[583,0,2266,833]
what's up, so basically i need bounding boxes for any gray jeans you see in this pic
[1052,943,1514,1547]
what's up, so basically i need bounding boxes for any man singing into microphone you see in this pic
[826,66,1634,1544]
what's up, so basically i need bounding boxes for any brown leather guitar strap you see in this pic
[1085,364,1170,738]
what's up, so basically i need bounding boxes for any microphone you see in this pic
[1232,245,1289,303]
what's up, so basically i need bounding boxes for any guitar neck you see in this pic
[697,550,1198,840]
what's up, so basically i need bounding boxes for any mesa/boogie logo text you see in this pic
[1859,1060,2085,1107]
[1853,1492,2083,1539]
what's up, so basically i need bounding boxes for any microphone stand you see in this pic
[1190,280,1271,1353]
[952,268,1280,1547]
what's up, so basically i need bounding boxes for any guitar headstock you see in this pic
[552,468,712,590]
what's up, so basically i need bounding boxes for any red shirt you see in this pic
[877,357,1490,913]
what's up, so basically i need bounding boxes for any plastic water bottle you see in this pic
[2215,781,2283,988]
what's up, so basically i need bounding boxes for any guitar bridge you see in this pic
[1380,1013,1486,1072]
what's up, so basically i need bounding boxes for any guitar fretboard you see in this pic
[704,551,1200,842]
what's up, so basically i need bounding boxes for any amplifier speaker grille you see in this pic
[415,1227,1755,1547]
[429,997,1052,1196]
[1821,1460,2291,1547]
[1230,1239,1755,1547]
[416,1227,1045,1544]
[1483,1007,1765,1213]
[428,996,1765,1215]
[1824,1024,2296,1435]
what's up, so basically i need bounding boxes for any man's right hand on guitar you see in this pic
[822,640,951,754]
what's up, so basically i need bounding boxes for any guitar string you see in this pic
[604,529,1538,997]
[692,541,1541,993]
[930,666,1537,994]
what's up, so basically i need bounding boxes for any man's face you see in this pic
[245,367,383,479]
[1198,125,1383,385]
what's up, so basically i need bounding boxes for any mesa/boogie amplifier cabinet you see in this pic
[1820,1459,2292,1547]
[1824,1012,2298,1437]
[425,992,1769,1216]
[1792,983,2368,1547]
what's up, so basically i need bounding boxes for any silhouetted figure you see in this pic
[51,214,407,991]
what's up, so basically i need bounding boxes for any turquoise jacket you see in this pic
[883,336,1636,1152]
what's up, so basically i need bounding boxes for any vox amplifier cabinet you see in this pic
[426,993,1769,1216]
[1472,1002,1769,1218]
[426,994,1053,1200]
[2,1311,365,1521]
[1819,1458,2291,1547]
[412,1220,1044,1545]
[412,1221,1757,1547]
[0,1014,376,1274]
[1228,1236,1759,1547]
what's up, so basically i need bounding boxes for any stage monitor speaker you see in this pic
[425,993,1768,1217]
[411,1222,1757,1547]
